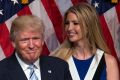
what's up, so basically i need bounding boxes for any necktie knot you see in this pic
[28,65,35,70]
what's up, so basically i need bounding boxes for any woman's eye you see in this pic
[73,22,79,25]
[64,21,79,25]
[64,22,69,25]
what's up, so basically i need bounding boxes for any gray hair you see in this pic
[10,15,45,41]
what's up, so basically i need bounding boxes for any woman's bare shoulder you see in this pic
[104,53,119,80]
[104,53,118,65]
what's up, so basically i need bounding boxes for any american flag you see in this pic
[0,0,120,69]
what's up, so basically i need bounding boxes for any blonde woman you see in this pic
[51,3,119,80]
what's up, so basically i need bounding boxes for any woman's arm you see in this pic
[105,53,119,80]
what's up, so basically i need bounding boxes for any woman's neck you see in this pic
[73,39,95,60]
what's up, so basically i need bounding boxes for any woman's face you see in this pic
[64,12,85,42]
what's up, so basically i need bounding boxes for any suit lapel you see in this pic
[7,54,28,80]
[7,54,55,80]
[40,56,55,80]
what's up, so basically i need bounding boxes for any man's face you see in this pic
[13,29,44,64]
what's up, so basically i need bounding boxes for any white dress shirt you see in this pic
[15,53,41,80]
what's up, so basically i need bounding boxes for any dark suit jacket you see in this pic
[0,54,72,80]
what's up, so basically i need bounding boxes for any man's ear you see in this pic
[42,41,44,46]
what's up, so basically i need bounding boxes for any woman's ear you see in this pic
[11,41,16,48]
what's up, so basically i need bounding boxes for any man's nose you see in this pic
[28,39,34,49]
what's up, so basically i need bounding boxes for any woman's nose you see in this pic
[68,23,73,30]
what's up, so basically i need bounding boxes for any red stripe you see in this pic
[71,0,79,5]
[17,6,32,16]
[115,2,120,23]
[99,15,118,59]
[0,23,14,57]
[71,0,87,5]
[42,44,50,56]
[41,0,64,43]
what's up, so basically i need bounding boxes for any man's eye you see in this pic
[20,39,27,41]
[20,38,29,42]
[32,37,41,40]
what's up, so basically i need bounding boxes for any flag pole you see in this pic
[111,0,118,3]
[21,0,28,4]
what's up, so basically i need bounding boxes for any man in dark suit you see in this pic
[0,15,72,80]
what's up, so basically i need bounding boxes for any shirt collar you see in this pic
[15,52,40,71]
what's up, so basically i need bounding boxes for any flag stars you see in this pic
[93,1,99,8]
[0,9,3,15]
[11,0,19,5]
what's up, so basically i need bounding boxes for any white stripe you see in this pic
[55,0,73,16]
[87,0,92,4]
[84,49,104,80]
[67,56,80,80]
[0,46,6,60]
[67,49,104,80]
[29,0,60,52]
[5,15,17,32]
[104,7,120,61]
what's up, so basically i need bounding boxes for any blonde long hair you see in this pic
[51,3,110,60]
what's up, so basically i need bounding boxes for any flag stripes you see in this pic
[55,0,73,16]
[41,0,64,43]
[0,0,120,68]
[104,7,120,59]
[0,23,14,57]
